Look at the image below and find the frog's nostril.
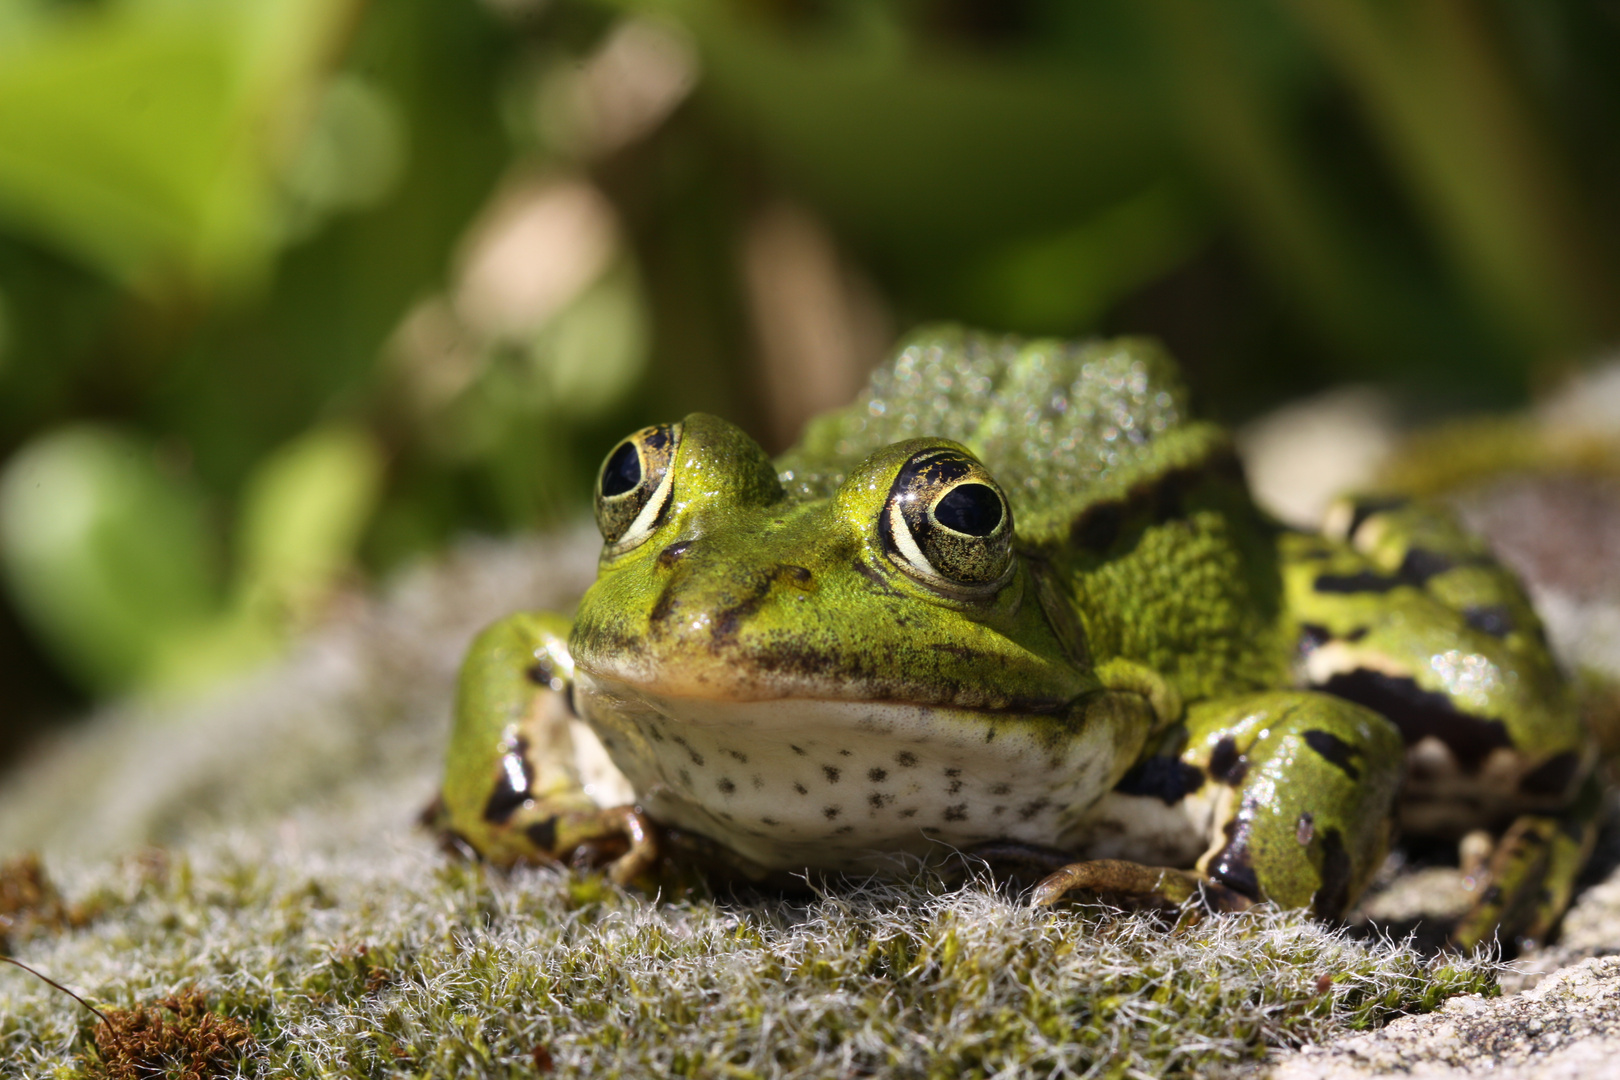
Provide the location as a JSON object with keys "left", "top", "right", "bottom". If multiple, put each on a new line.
{"left": 656, "top": 541, "right": 693, "bottom": 569}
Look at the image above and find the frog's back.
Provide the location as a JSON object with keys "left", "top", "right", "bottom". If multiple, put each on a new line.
{"left": 780, "top": 325, "right": 1288, "bottom": 700}
{"left": 778, "top": 325, "right": 1231, "bottom": 548}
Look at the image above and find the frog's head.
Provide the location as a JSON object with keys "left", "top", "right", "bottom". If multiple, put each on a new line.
{"left": 570, "top": 413, "right": 1097, "bottom": 713}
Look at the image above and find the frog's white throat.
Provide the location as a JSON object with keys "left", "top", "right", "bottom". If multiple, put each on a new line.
{"left": 571, "top": 669, "right": 1148, "bottom": 872}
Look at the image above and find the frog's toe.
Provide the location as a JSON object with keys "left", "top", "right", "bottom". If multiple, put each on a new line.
{"left": 1030, "top": 859, "right": 1252, "bottom": 913}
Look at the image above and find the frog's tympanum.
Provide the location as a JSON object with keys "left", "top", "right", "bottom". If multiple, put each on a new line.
{"left": 438, "top": 328, "right": 1598, "bottom": 948}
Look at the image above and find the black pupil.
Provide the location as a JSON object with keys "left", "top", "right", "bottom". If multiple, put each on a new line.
{"left": 601, "top": 441, "right": 642, "bottom": 497}
{"left": 934, "top": 483, "right": 1002, "bottom": 536}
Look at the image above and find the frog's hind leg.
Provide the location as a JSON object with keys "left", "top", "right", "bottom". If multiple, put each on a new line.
{"left": 1287, "top": 496, "right": 1597, "bottom": 947}
{"left": 437, "top": 612, "right": 659, "bottom": 886}
{"left": 1034, "top": 691, "right": 1405, "bottom": 919}
{"left": 1450, "top": 774, "right": 1602, "bottom": 950}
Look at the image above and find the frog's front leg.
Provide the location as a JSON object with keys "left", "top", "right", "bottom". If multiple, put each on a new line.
{"left": 436, "top": 612, "right": 657, "bottom": 885}
{"left": 1035, "top": 691, "right": 1404, "bottom": 918}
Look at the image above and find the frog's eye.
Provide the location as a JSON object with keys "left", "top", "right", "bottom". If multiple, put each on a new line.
{"left": 594, "top": 423, "right": 681, "bottom": 553}
{"left": 882, "top": 447, "right": 1014, "bottom": 590}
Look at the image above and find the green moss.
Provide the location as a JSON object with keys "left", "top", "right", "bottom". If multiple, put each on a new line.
{"left": 0, "top": 843, "right": 1498, "bottom": 1079}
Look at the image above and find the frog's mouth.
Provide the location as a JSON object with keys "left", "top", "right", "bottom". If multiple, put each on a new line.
{"left": 568, "top": 625, "right": 1080, "bottom": 716}
{"left": 569, "top": 668, "right": 1150, "bottom": 872}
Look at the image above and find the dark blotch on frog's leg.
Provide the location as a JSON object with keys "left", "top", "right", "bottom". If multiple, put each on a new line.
{"left": 1297, "top": 623, "right": 1332, "bottom": 653}
{"left": 482, "top": 737, "right": 532, "bottom": 824}
{"left": 1303, "top": 729, "right": 1361, "bottom": 781}
{"left": 823, "top": 806, "right": 841, "bottom": 820}
{"left": 1319, "top": 670, "right": 1512, "bottom": 771}
{"left": 944, "top": 804, "right": 968, "bottom": 822}
{"left": 790, "top": 744, "right": 807, "bottom": 756}
{"left": 990, "top": 782, "right": 1012, "bottom": 796}
{"left": 1520, "top": 752, "right": 1581, "bottom": 797}
{"left": 1208, "top": 811, "right": 1263, "bottom": 902}
{"left": 525, "top": 816, "right": 558, "bottom": 852}
{"left": 1398, "top": 547, "right": 1458, "bottom": 585}
{"left": 525, "top": 657, "right": 556, "bottom": 687}
{"left": 896, "top": 751, "right": 918, "bottom": 768}
{"left": 1208, "top": 737, "right": 1247, "bottom": 785}
{"left": 1114, "top": 757, "right": 1206, "bottom": 804}
{"left": 761, "top": 816, "right": 778, "bottom": 826}
{"left": 1312, "top": 828, "right": 1353, "bottom": 919}
{"left": 822, "top": 766, "right": 841, "bottom": 784}
{"left": 717, "top": 778, "right": 736, "bottom": 795}
{"left": 868, "top": 792, "right": 892, "bottom": 810}
{"left": 1314, "top": 570, "right": 1403, "bottom": 594}
{"left": 868, "top": 768, "right": 888, "bottom": 783}
{"left": 725, "top": 748, "right": 749, "bottom": 763}
{"left": 793, "top": 782, "right": 808, "bottom": 795}
{"left": 1464, "top": 604, "right": 1516, "bottom": 638}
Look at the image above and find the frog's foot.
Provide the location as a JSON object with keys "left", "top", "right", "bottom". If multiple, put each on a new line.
{"left": 1450, "top": 777, "right": 1601, "bottom": 951}
{"left": 548, "top": 804, "right": 661, "bottom": 887}
{"left": 1030, "top": 860, "right": 1252, "bottom": 914}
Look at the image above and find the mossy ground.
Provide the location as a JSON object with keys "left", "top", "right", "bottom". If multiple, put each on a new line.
{"left": 0, "top": 837, "right": 1497, "bottom": 1079}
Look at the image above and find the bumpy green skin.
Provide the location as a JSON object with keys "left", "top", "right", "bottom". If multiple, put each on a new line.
{"left": 439, "top": 326, "right": 1596, "bottom": 944}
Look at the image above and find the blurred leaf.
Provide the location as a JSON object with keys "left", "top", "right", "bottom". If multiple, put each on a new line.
{"left": 0, "top": 0, "right": 362, "bottom": 290}
{"left": 528, "top": 258, "right": 650, "bottom": 417}
{"left": 960, "top": 181, "right": 1210, "bottom": 332}
{"left": 0, "top": 425, "right": 221, "bottom": 693}
{"left": 235, "top": 423, "right": 384, "bottom": 628}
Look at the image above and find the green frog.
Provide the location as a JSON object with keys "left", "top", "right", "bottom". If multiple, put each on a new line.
{"left": 436, "top": 327, "right": 1598, "bottom": 948}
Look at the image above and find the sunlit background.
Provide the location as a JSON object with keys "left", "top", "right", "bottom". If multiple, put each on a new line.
{"left": 3, "top": 0, "right": 1619, "bottom": 756}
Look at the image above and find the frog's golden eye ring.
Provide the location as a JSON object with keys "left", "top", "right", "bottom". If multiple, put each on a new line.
{"left": 882, "top": 447, "right": 1014, "bottom": 591}
{"left": 594, "top": 423, "right": 680, "bottom": 553}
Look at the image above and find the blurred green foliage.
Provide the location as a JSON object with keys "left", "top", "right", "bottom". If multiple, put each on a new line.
{"left": 0, "top": 0, "right": 1618, "bottom": 722}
